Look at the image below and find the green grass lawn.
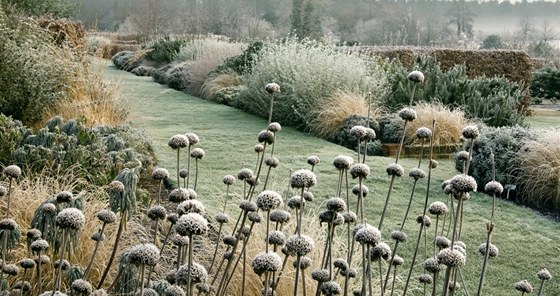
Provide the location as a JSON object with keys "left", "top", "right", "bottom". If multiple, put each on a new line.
{"left": 105, "top": 64, "right": 560, "bottom": 295}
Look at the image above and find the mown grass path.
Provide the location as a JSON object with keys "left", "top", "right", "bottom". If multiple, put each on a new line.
{"left": 105, "top": 63, "right": 560, "bottom": 295}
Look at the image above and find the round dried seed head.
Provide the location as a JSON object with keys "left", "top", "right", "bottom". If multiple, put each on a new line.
{"left": 175, "top": 213, "right": 208, "bottom": 236}
{"left": 399, "top": 107, "right": 417, "bottom": 121}
{"left": 55, "top": 208, "right": 85, "bottom": 230}
{"left": 239, "top": 200, "right": 258, "bottom": 212}
{"left": 222, "top": 235, "right": 236, "bottom": 246}
{"left": 91, "top": 232, "right": 105, "bottom": 242}
{"left": 168, "top": 188, "right": 189, "bottom": 203}
{"left": 128, "top": 243, "right": 160, "bottom": 266}
{"left": 391, "top": 256, "right": 404, "bottom": 266}
{"left": 251, "top": 251, "right": 282, "bottom": 275}
{"left": 478, "top": 243, "right": 499, "bottom": 258}
{"left": 294, "top": 256, "right": 312, "bottom": 270}
{"left": 147, "top": 206, "right": 167, "bottom": 220}
{"left": 41, "top": 203, "right": 57, "bottom": 214}
{"left": 287, "top": 196, "right": 303, "bottom": 209}
{"left": 0, "top": 218, "right": 18, "bottom": 231}
{"left": 409, "top": 168, "right": 426, "bottom": 180}
{"left": 56, "top": 191, "right": 73, "bottom": 204}
{"left": 39, "top": 291, "right": 66, "bottom": 296}
{"left": 350, "top": 125, "right": 368, "bottom": 140}
{"left": 151, "top": 168, "right": 170, "bottom": 180}
{"left": 443, "top": 184, "right": 454, "bottom": 195}
{"left": 407, "top": 70, "right": 425, "bottom": 83}
{"left": 428, "top": 202, "right": 448, "bottom": 216}
{"left": 190, "top": 148, "right": 205, "bottom": 160}
{"left": 164, "top": 285, "right": 186, "bottom": 296}
{"left": 290, "top": 169, "right": 317, "bottom": 188}
{"left": 302, "top": 191, "right": 314, "bottom": 202}
{"left": 268, "top": 122, "right": 282, "bottom": 133}
{"left": 178, "top": 262, "right": 208, "bottom": 284}
{"left": 418, "top": 274, "right": 433, "bottom": 285}
{"left": 177, "top": 200, "right": 205, "bottom": 215}
{"left": 448, "top": 282, "right": 461, "bottom": 292}
{"left": 326, "top": 197, "right": 347, "bottom": 212}
{"left": 270, "top": 210, "right": 291, "bottom": 223}
{"left": 256, "top": 190, "right": 283, "bottom": 211}
{"left": 248, "top": 212, "right": 262, "bottom": 223}
{"left": 71, "top": 279, "right": 93, "bottom": 295}
{"left": 223, "top": 175, "right": 235, "bottom": 185}
{"left": 307, "top": 155, "right": 320, "bottom": 166}
{"left": 462, "top": 125, "right": 480, "bottom": 140}
{"left": 3, "top": 165, "right": 21, "bottom": 179}
{"left": 3, "top": 264, "right": 19, "bottom": 276}
{"left": 430, "top": 159, "right": 438, "bottom": 168}
{"left": 371, "top": 242, "right": 392, "bottom": 261}
{"left": 35, "top": 255, "right": 50, "bottom": 265}
{"left": 341, "top": 268, "right": 357, "bottom": 278}
{"left": 254, "top": 144, "right": 264, "bottom": 153}
{"left": 416, "top": 127, "right": 432, "bottom": 139}
{"left": 416, "top": 215, "right": 432, "bottom": 227}
{"left": 435, "top": 236, "right": 451, "bottom": 249}
{"left": 364, "top": 128, "right": 376, "bottom": 141}
{"left": 391, "top": 230, "right": 407, "bottom": 243}
{"left": 265, "top": 156, "right": 279, "bottom": 168}
{"left": 265, "top": 82, "right": 280, "bottom": 94}
{"left": 333, "top": 258, "right": 349, "bottom": 271}
{"left": 333, "top": 155, "right": 354, "bottom": 171}
{"left": 423, "top": 257, "right": 441, "bottom": 274}
{"left": 537, "top": 268, "right": 552, "bottom": 281}
{"left": 320, "top": 281, "right": 341, "bottom": 296}
{"left": 179, "top": 169, "right": 189, "bottom": 179}
{"left": 26, "top": 229, "right": 41, "bottom": 240}
{"left": 108, "top": 180, "right": 125, "bottom": 193}
{"left": 53, "top": 259, "right": 70, "bottom": 271}
{"left": 514, "top": 280, "right": 533, "bottom": 293}
{"left": 319, "top": 211, "right": 344, "bottom": 226}
{"left": 18, "top": 258, "right": 36, "bottom": 269}
{"left": 485, "top": 181, "right": 504, "bottom": 196}
{"left": 386, "top": 163, "right": 404, "bottom": 177}
{"left": 186, "top": 188, "right": 197, "bottom": 199}
{"left": 437, "top": 248, "right": 466, "bottom": 268}
{"left": 96, "top": 210, "right": 117, "bottom": 224}
{"left": 311, "top": 269, "right": 330, "bottom": 283}
{"left": 240, "top": 225, "right": 251, "bottom": 237}
{"left": 13, "top": 280, "right": 31, "bottom": 292}
{"left": 30, "top": 239, "right": 49, "bottom": 253}
{"left": 185, "top": 133, "right": 199, "bottom": 146}
{"left": 454, "top": 241, "right": 467, "bottom": 250}
{"left": 195, "top": 283, "right": 211, "bottom": 294}
{"left": 0, "top": 186, "right": 6, "bottom": 197}
{"left": 350, "top": 163, "right": 370, "bottom": 179}
{"left": 267, "top": 230, "right": 286, "bottom": 246}
{"left": 258, "top": 130, "right": 275, "bottom": 144}
{"left": 355, "top": 224, "right": 381, "bottom": 245}
{"left": 168, "top": 135, "right": 189, "bottom": 149}
{"left": 246, "top": 176, "right": 260, "bottom": 187}
{"left": 450, "top": 174, "right": 477, "bottom": 193}
{"left": 456, "top": 151, "right": 470, "bottom": 162}
{"left": 167, "top": 213, "right": 179, "bottom": 225}
{"left": 215, "top": 212, "right": 229, "bottom": 224}
{"left": 285, "top": 235, "right": 315, "bottom": 256}
{"left": 351, "top": 184, "right": 369, "bottom": 197}
{"left": 237, "top": 168, "right": 254, "bottom": 181}
{"left": 343, "top": 211, "right": 357, "bottom": 224}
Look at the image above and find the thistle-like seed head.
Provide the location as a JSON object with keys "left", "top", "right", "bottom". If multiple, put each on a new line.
{"left": 215, "top": 212, "right": 229, "bottom": 224}
{"left": 55, "top": 208, "right": 85, "bottom": 230}
{"left": 96, "top": 209, "right": 117, "bottom": 224}
{"left": 258, "top": 130, "right": 275, "bottom": 144}
{"left": 423, "top": 257, "right": 441, "bottom": 273}
{"left": 237, "top": 168, "right": 254, "bottom": 181}
{"left": 307, "top": 155, "right": 320, "bottom": 166}
{"left": 311, "top": 269, "right": 330, "bottom": 282}
{"left": 428, "top": 202, "right": 448, "bottom": 216}
{"left": 386, "top": 163, "right": 404, "bottom": 177}
{"left": 270, "top": 210, "right": 291, "bottom": 223}
{"left": 418, "top": 274, "right": 433, "bottom": 284}
{"left": 332, "top": 155, "right": 354, "bottom": 171}
{"left": 514, "top": 280, "right": 533, "bottom": 293}
{"left": 128, "top": 243, "right": 160, "bottom": 266}
{"left": 350, "top": 163, "right": 370, "bottom": 179}
{"left": 267, "top": 230, "right": 286, "bottom": 246}
{"left": 71, "top": 279, "right": 93, "bottom": 295}
{"left": 320, "top": 281, "right": 341, "bottom": 296}
{"left": 175, "top": 213, "right": 208, "bottom": 236}
{"left": 176, "top": 262, "right": 208, "bottom": 284}
{"left": 478, "top": 243, "right": 499, "bottom": 258}
{"left": 0, "top": 218, "right": 18, "bottom": 231}
{"left": 415, "top": 127, "right": 432, "bottom": 139}
{"left": 168, "top": 135, "right": 189, "bottom": 150}
{"left": 437, "top": 247, "right": 466, "bottom": 268}
{"left": 355, "top": 224, "right": 381, "bottom": 245}
{"left": 3, "top": 165, "right": 21, "bottom": 179}
{"left": 290, "top": 169, "right": 317, "bottom": 188}
{"left": 265, "top": 82, "right": 280, "bottom": 94}
{"left": 190, "top": 148, "right": 205, "bottom": 160}
{"left": 485, "top": 181, "right": 504, "bottom": 196}
{"left": 55, "top": 191, "right": 73, "bottom": 204}
{"left": 399, "top": 107, "right": 417, "bottom": 121}
{"left": 407, "top": 70, "right": 425, "bottom": 83}
{"left": 537, "top": 268, "right": 552, "bottom": 281}
{"left": 256, "top": 190, "right": 283, "bottom": 211}
{"left": 326, "top": 197, "right": 347, "bottom": 212}
{"left": 391, "top": 230, "right": 407, "bottom": 243}
{"left": 223, "top": 175, "right": 235, "bottom": 185}
{"left": 268, "top": 122, "right": 282, "bottom": 133}
{"left": 185, "top": 133, "right": 199, "bottom": 146}
{"left": 462, "top": 125, "right": 480, "bottom": 140}
{"left": 450, "top": 174, "right": 477, "bottom": 193}
{"left": 350, "top": 125, "right": 368, "bottom": 140}
{"left": 147, "top": 206, "right": 167, "bottom": 220}
{"left": 351, "top": 184, "right": 369, "bottom": 197}
{"left": 151, "top": 168, "right": 170, "bottom": 180}
{"left": 251, "top": 251, "right": 282, "bottom": 276}
{"left": 285, "top": 235, "right": 315, "bottom": 256}
{"left": 371, "top": 242, "right": 392, "bottom": 261}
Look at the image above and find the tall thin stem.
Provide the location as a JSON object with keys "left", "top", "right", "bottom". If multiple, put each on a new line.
{"left": 54, "top": 230, "right": 68, "bottom": 292}
{"left": 98, "top": 212, "right": 127, "bottom": 289}
{"left": 84, "top": 223, "right": 107, "bottom": 279}
{"left": 186, "top": 234, "right": 194, "bottom": 296}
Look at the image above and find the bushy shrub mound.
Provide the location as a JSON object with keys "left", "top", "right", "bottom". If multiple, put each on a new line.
{"left": 201, "top": 73, "right": 244, "bottom": 101}
{"left": 378, "top": 113, "right": 404, "bottom": 144}
{"left": 144, "top": 35, "right": 186, "bottom": 64}
{"left": 384, "top": 56, "right": 526, "bottom": 127}
{"left": 215, "top": 40, "right": 265, "bottom": 74}
{"left": 530, "top": 67, "right": 560, "bottom": 103}
{"left": 236, "top": 38, "right": 388, "bottom": 130}
{"left": 329, "top": 114, "right": 381, "bottom": 155}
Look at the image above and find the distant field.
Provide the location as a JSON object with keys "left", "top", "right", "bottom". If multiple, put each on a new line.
{"left": 527, "top": 104, "right": 560, "bottom": 128}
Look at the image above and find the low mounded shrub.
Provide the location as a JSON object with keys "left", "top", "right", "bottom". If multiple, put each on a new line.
{"left": 214, "top": 85, "right": 245, "bottom": 105}
{"left": 530, "top": 67, "right": 560, "bottom": 103}
{"left": 236, "top": 37, "right": 388, "bottom": 130}
{"left": 329, "top": 114, "right": 382, "bottom": 155}
{"left": 152, "top": 64, "right": 172, "bottom": 85}
{"left": 215, "top": 40, "right": 264, "bottom": 74}
{"left": 131, "top": 66, "right": 155, "bottom": 76}
{"left": 144, "top": 35, "right": 186, "bottom": 64}
{"left": 200, "top": 72, "right": 244, "bottom": 101}
{"left": 111, "top": 51, "right": 134, "bottom": 69}
{"left": 378, "top": 113, "right": 404, "bottom": 144}
{"left": 165, "top": 63, "right": 190, "bottom": 91}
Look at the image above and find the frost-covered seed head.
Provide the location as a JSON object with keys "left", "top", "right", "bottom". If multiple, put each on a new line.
{"left": 222, "top": 235, "right": 236, "bottom": 246}
{"left": 265, "top": 157, "right": 279, "bottom": 168}
{"left": 265, "top": 82, "right": 280, "bottom": 94}
{"left": 320, "top": 281, "right": 341, "bottom": 295}
{"left": 456, "top": 151, "right": 470, "bottom": 162}
{"left": 0, "top": 218, "right": 17, "bottom": 231}
{"left": 223, "top": 175, "right": 235, "bottom": 185}
{"left": 416, "top": 215, "right": 432, "bottom": 227}
{"left": 258, "top": 130, "right": 275, "bottom": 144}
{"left": 240, "top": 225, "right": 251, "bottom": 237}
{"left": 448, "top": 282, "right": 461, "bottom": 292}
{"left": 351, "top": 184, "right": 369, "bottom": 197}
{"left": 270, "top": 210, "right": 291, "bottom": 223}
{"left": 311, "top": 269, "right": 330, "bottom": 282}
{"left": 478, "top": 243, "right": 499, "bottom": 258}
{"left": 333, "top": 156, "right": 354, "bottom": 171}
{"left": 55, "top": 208, "right": 85, "bottom": 230}
{"left": 38, "top": 291, "right": 66, "bottom": 296}
{"left": 268, "top": 122, "right": 282, "bottom": 132}
{"left": 35, "top": 255, "right": 50, "bottom": 265}
{"left": 19, "top": 259, "right": 35, "bottom": 269}
{"left": 175, "top": 213, "right": 208, "bottom": 236}
{"left": 171, "top": 234, "right": 190, "bottom": 246}
{"left": 14, "top": 280, "right": 31, "bottom": 292}
{"left": 343, "top": 211, "right": 357, "bottom": 224}
{"left": 462, "top": 125, "right": 480, "bottom": 140}
{"left": 454, "top": 241, "right": 466, "bottom": 250}
{"left": 3, "top": 264, "right": 19, "bottom": 275}
{"left": 251, "top": 251, "right": 282, "bottom": 275}
{"left": 391, "top": 256, "right": 404, "bottom": 266}
{"left": 418, "top": 274, "right": 433, "bottom": 285}
{"left": 399, "top": 108, "right": 417, "bottom": 121}
{"left": 391, "top": 230, "right": 407, "bottom": 243}
{"left": 443, "top": 184, "right": 454, "bottom": 195}
{"left": 54, "top": 259, "right": 70, "bottom": 271}
{"left": 246, "top": 176, "right": 260, "bottom": 186}
{"left": 319, "top": 211, "right": 344, "bottom": 226}
{"left": 71, "top": 279, "right": 93, "bottom": 295}
{"left": 285, "top": 235, "right": 315, "bottom": 256}
{"left": 350, "top": 163, "right": 370, "bottom": 179}
{"left": 407, "top": 70, "right": 425, "bottom": 83}
{"left": 128, "top": 243, "right": 160, "bottom": 266}
{"left": 190, "top": 148, "right": 205, "bottom": 159}
{"left": 177, "top": 200, "right": 205, "bottom": 215}
{"left": 30, "top": 240, "right": 49, "bottom": 252}
{"left": 450, "top": 174, "right": 477, "bottom": 193}
{"left": 167, "top": 213, "right": 179, "bottom": 225}
{"left": 341, "top": 268, "right": 357, "bottom": 278}
{"left": 179, "top": 169, "right": 189, "bottom": 178}
{"left": 303, "top": 191, "right": 314, "bottom": 202}
{"left": 350, "top": 125, "right": 368, "bottom": 140}
{"left": 185, "top": 133, "right": 199, "bottom": 146}
{"left": 176, "top": 262, "right": 207, "bottom": 284}
{"left": 164, "top": 285, "right": 185, "bottom": 296}
{"left": 287, "top": 196, "right": 303, "bottom": 209}
{"left": 430, "top": 159, "right": 438, "bottom": 168}
{"left": 437, "top": 248, "right": 466, "bottom": 267}
{"left": 423, "top": 257, "right": 441, "bottom": 273}
{"left": 3, "top": 165, "right": 21, "bottom": 179}
{"left": 254, "top": 144, "right": 264, "bottom": 153}
{"left": 26, "top": 229, "right": 41, "bottom": 240}
{"left": 409, "top": 168, "right": 426, "bottom": 180}
{"left": 91, "top": 232, "right": 105, "bottom": 242}
{"left": 294, "top": 256, "right": 312, "bottom": 269}
{"left": 239, "top": 200, "right": 258, "bottom": 212}
{"left": 56, "top": 191, "right": 73, "bottom": 204}
{"left": 307, "top": 156, "right": 320, "bottom": 166}
{"left": 168, "top": 188, "right": 189, "bottom": 203}
{"left": 371, "top": 242, "right": 392, "bottom": 261}
{"left": 386, "top": 163, "right": 404, "bottom": 177}
{"left": 514, "top": 280, "right": 533, "bottom": 293}
{"left": 435, "top": 236, "right": 451, "bottom": 249}
{"left": 0, "top": 186, "right": 6, "bottom": 197}
{"left": 151, "top": 168, "right": 170, "bottom": 180}
{"left": 237, "top": 168, "right": 254, "bottom": 181}
{"left": 248, "top": 212, "right": 262, "bottom": 223}
{"left": 290, "top": 169, "right": 317, "bottom": 188}
{"left": 96, "top": 210, "right": 117, "bottom": 224}
{"left": 147, "top": 206, "right": 166, "bottom": 220}
{"left": 326, "top": 197, "right": 346, "bottom": 212}
{"left": 267, "top": 230, "right": 286, "bottom": 246}
{"left": 333, "top": 258, "right": 348, "bottom": 271}
{"left": 41, "top": 203, "right": 57, "bottom": 213}
{"left": 215, "top": 213, "right": 229, "bottom": 224}
{"left": 364, "top": 128, "right": 376, "bottom": 141}
{"left": 428, "top": 202, "right": 448, "bottom": 216}
{"left": 416, "top": 127, "right": 432, "bottom": 139}
{"left": 537, "top": 268, "right": 552, "bottom": 281}
{"left": 256, "top": 190, "right": 283, "bottom": 211}
{"left": 109, "top": 181, "right": 125, "bottom": 193}
{"left": 355, "top": 224, "right": 381, "bottom": 245}
{"left": 485, "top": 181, "right": 504, "bottom": 196}
{"left": 168, "top": 135, "right": 189, "bottom": 149}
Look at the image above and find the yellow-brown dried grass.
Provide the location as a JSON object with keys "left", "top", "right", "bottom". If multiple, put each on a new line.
{"left": 310, "top": 91, "right": 383, "bottom": 138}
{"left": 404, "top": 102, "right": 468, "bottom": 146}
{"left": 200, "top": 72, "right": 243, "bottom": 101}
